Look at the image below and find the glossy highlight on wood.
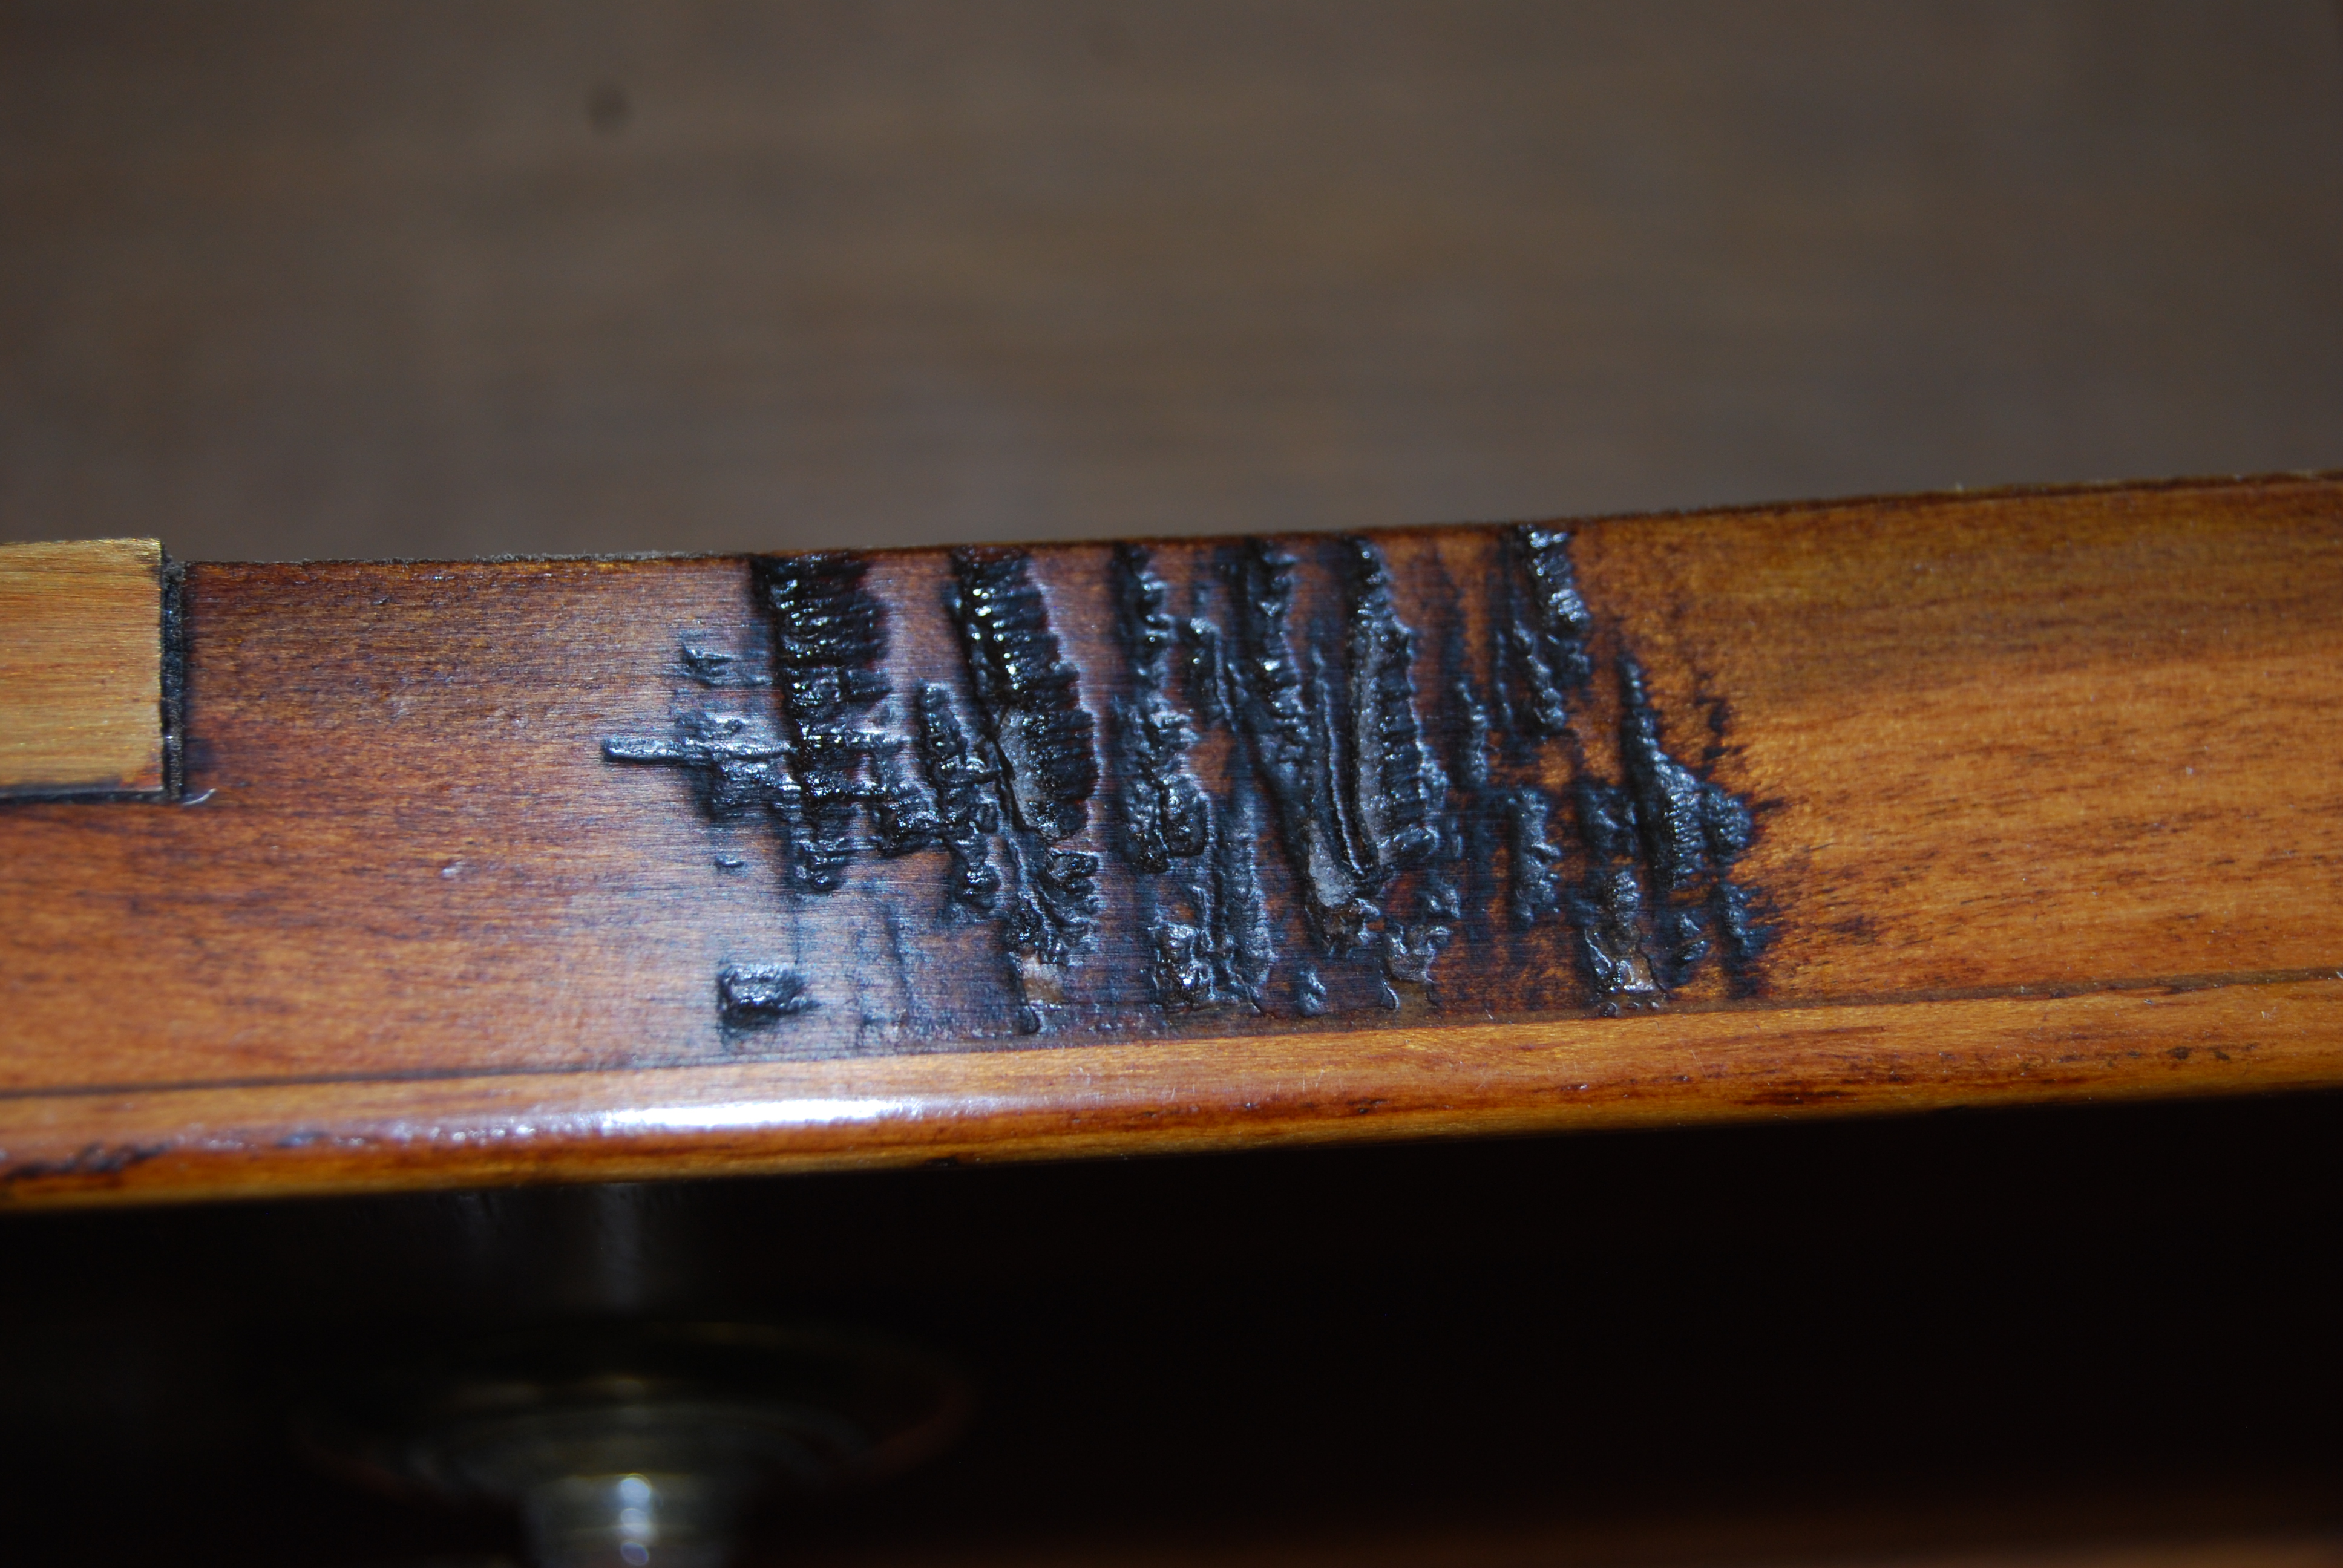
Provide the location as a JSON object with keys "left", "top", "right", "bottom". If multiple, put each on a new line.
{"left": 2, "top": 475, "right": 2341, "bottom": 1205}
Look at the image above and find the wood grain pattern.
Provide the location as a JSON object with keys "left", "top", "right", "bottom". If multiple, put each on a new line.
{"left": 2, "top": 476, "right": 2339, "bottom": 1205}
{"left": 0, "top": 537, "right": 165, "bottom": 797}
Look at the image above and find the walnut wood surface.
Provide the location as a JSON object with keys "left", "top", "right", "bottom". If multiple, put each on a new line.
{"left": 0, "top": 538, "right": 165, "bottom": 797}
{"left": 2, "top": 476, "right": 2339, "bottom": 1205}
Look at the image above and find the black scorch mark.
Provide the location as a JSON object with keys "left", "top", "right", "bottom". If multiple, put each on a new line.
{"left": 1341, "top": 539, "right": 1453, "bottom": 996}
{"left": 1504, "top": 785, "right": 1566, "bottom": 930}
{"left": 608, "top": 554, "right": 937, "bottom": 893}
{"left": 1000, "top": 834, "right": 1101, "bottom": 1028}
{"left": 604, "top": 709, "right": 790, "bottom": 819}
{"left": 1111, "top": 545, "right": 1277, "bottom": 1014}
{"left": 1565, "top": 780, "right": 1662, "bottom": 1010}
{"left": 949, "top": 549, "right": 1103, "bottom": 1030}
{"left": 1499, "top": 524, "right": 1596, "bottom": 738}
{"left": 759, "top": 554, "right": 934, "bottom": 889}
{"left": 911, "top": 682, "right": 1003, "bottom": 914}
{"left": 1341, "top": 538, "right": 1445, "bottom": 881}
{"left": 1487, "top": 524, "right": 1764, "bottom": 1011}
{"left": 1113, "top": 546, "right": 1216, "bottom": 1011}
{"left": 608, "top": 550, "right": 946, "bottom": 1034}
{"left": 1220, "top": 538, "right": 1453, "bottom": 990}
{"left": 605, "top": 524, "right": 1775, "bottom": 1040}
{"left": 677, "top": 639, "right": 769, "bottom": 688}
{"left": 1616, "top": 655, "right": 1764, "bottom": 990}
{"left": 1112, "top": 545, "right": 1210, "bottom": 876}
{"left": 1227, "top": 541, "right": 1378, "bottom": 953}
{"left": 949, "top": 549, "right": 1099, "bottom": 843}
{"left": 1210, "top": 775, "right": 1276, "bottom": 1008}
{"left": 1181, "top": 611, "right": 1230, "bottom": 728}
{"left": 1417, "top": 660, "right": 1490, "bottom": 941}
{"left": 1381, "top": 921, "right": 1449, "bottom": 999}
{"left": 719, "top": 961, "right": 817, "bottom": 1030}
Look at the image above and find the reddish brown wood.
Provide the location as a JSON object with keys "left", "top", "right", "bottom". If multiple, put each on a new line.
{"left": 3, "top": 475, "right": 2341, "bottom": 1205}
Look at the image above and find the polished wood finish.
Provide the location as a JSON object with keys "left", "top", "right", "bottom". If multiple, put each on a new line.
{"left": 3, "top": 475, "right": 2340, "bottom": 1205}
{"left": 0, "top": 538, "right": 165, "bottom": 797}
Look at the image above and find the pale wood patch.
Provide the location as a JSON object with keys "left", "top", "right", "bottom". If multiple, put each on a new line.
{"left": 0, "top": 538, "right": 165, "bottom": 795}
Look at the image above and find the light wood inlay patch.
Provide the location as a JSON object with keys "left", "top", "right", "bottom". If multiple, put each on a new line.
{"left": 0, "top": 538, "right": 166, "bottom": 797}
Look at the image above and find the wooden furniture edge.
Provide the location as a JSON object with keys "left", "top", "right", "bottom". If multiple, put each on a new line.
{"left": 8, "top": 475, "right": 2343, "bottom": 1206}
{"left": 4, "top": 973, "right": 2336, "bottom": 1207}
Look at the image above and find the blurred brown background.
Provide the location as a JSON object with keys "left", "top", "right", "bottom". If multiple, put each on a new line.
{"left": 4, "top": 0, "right": 2341, "bottom": 561}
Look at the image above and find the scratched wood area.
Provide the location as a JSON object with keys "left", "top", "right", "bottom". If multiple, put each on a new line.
{"left": 2, "top": 475, "right": 2340, "bottom": 1204}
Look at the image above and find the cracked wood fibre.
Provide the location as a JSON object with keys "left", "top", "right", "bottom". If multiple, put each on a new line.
{"left": 2, "top": 476, "right": 2341, "bottom": 1204}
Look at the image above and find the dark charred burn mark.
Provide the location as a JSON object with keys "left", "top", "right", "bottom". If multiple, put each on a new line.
{"left": 946, "top": 550, "right": 1103, "bottom": 1028}
{"left": 1145, "top": 920, "right": 1217, "bottom": 1012}
{"left": 1447, "top": 673, "right": 1494, "bottom": 797}
{"left": 1116, "top": 543, "right": 1179, "bottom": 689}
{"left": 1124, "top": 714, "right": 1209, "bottom": 861}
{"left": 718, "top": 962, "right": 816, "bottom": 1028}
{"left": 1696, "top": 674, "right": 1737, "bottom": 769}
{"left": 949, "top": 549, "right": 1098, "bottom": 843}
{"left": 605, "top": 709, "right": 790, "bottom": 818}
{"left": 1567, "top": 782, "right": 1663, "bottom": 1013}
{"left": 1504, "top": 786, "right": 1565, "bottom": 929}
{"left": 1341, "top": 538, "right": 1444, "bottom": 881}
{"left": 911, "top": 682, "right": 1003, "bottom": 914}
{"left": 1009, "top": 835, "right": 1100, "bottom": 985}
{"left": 1166, "top": 566, "right": 1276, "bottom": 1011}
{"left": 678, "top": 640, "right": 768, "bottom": 687}
{"left": 1227, "top": 541, "right": 1377, "bottom": 953}
{"left": 1296, "top": 965, "right": 1329, "bottom": 1017}
{"left": 1418, "top": 664, "right": 1493, "bottom": 938}
{"left": 610, "top": 554, "right": 934, "bottom": 897}
{"left": 605, "top": 525, "right": 1777, "bottom": 1042}
{"left": 1383, "top": 922, "right": 1449, "bottom": 988}
{"left": 1029, "top": 848, "right": 1103, "bottom": 949}
{"left": 1711, "top": 878, "right": 1771, "bottom": 991}
{"left": 1499, "top": 525, "right": 1594, "bottom": 739}
{"left": 1182, "top": 613, "right": 1230, "bottom": 728}
{"left": 759, "top": 554, "right": 902, "bottom": 891}
{"left": 1619, "top": 655, "right": 1752, "bottom": 892}
{"left": 1112, "top": 546, "right": 1211, "bottom": 875}
{"left": 1210, "top": 779, "right": 1276, "bottom": 1008}
{"left": 1616, "top": 655, "right": 1763, "bottom": 991}
{"left": 1004, "top": 844, "right": 1101, "bottom": 1034}
{"left": 761, "top": 554, "right": 889, "bottom": 710}
{"left": 781, "top": 722, "right": 906, "bottom": 891}
{"left": 1112, "top": 546, "right": 1237, "bottom": 1014}
{"left": 0, "top": 1141, "right": 168, "bottom": 1186}
{"left": 1487, "top": 526, "right": 1765, "bottom": 1009}
{"left": 869, "top": 730, "right": 945, "bottom": 859}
